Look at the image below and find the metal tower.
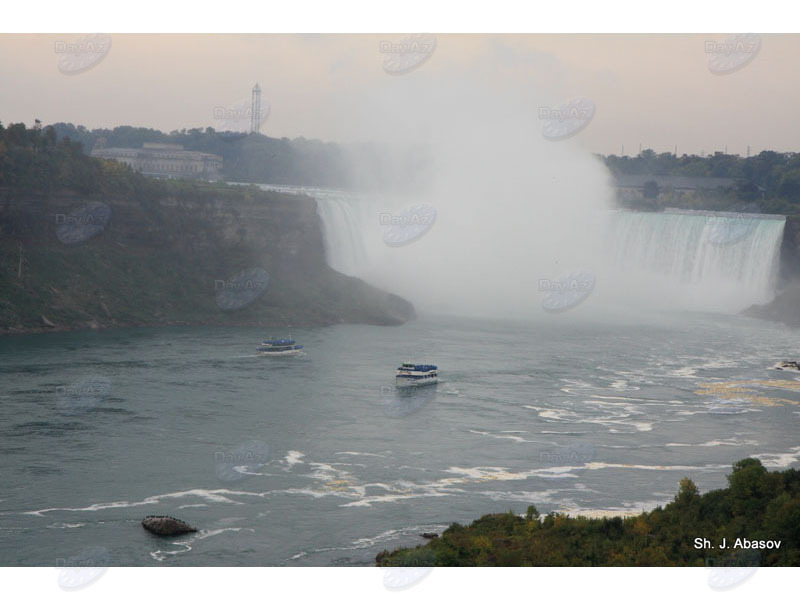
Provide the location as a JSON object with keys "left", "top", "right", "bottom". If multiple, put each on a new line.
{"left": 250, "top": 83, "right": 262, "bottom": 134}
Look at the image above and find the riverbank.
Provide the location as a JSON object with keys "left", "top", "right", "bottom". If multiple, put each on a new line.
{"left": 375, "top": 458, "right": 800, "bottom": 567}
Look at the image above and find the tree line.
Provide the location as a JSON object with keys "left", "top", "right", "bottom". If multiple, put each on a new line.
{"left": 48, "top": 122, "right": 427, "bottom": 192}
{"left": 603, "top": 149, "right": 800, "bottom": 214}
{"left": 376, "top": 458, "right": 800, "bottom": 566}
{"left": 4, "top": 121, "right": 800, "bottom": 213}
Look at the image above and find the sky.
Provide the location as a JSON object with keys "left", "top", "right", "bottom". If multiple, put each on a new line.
{"left": 0, "top": 33, "right": 798, "bottom": 157}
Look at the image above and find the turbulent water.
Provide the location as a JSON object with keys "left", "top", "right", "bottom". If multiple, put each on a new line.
{"left": 1, "top": 314, "right": 799, "bottom": 567}
{"left": 1, "top": 186, "right": 797, "bottom": 568}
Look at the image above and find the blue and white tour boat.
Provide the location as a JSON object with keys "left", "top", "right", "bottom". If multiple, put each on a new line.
{"left": 395, "top": 363, "right": 438, "bottom": 387}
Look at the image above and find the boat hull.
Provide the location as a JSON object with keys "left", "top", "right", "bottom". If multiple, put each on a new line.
{"left": 257, "top": 348, "right": 304, "bottom": 357}
{"left": 395, "top": 376, "right": 438, "bottom": 388}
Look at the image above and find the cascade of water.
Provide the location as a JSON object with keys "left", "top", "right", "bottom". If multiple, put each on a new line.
{"left": 257, "top": 184, "right": 786, "bottom": 316}
{"left": 601, "top": 210, "right": 785, "bottom": 312}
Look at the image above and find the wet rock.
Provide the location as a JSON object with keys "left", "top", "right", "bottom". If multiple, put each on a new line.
{"left": 141, "top": 515, "right": 197, "bottom": 536}
{"left": 420, "top": 532, "right": 439, "bottom": 539}
{"left": 745, "top": 284, "right": 800, "bottom": 327}
{"left": 775, "top": 360, "right": 800, "bottom": 371}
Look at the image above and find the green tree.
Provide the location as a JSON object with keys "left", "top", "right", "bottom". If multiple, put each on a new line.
{"left": 643, "top": 180, "right": 659, "bottom": 199}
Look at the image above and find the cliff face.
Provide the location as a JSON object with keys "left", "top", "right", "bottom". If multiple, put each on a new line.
{"left": 0, "top": 186, "right": 414, "bottom": 334}
{"left": 744, "top": 283, "right": 800, "bottom": 327}
{"left": 744, "top": 214, "right": 800, "bottom": 326}
{"left": 779, "top": 215, "right": 800, "bottom": 282}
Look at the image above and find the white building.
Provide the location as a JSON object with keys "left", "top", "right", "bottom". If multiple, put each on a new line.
{"left": 91, "top": 143, "right": 223, "bottom": 181}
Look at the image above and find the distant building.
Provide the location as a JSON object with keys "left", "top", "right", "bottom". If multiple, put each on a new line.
{"left": 91, "top": 143, "right": 223, "bottom": 181}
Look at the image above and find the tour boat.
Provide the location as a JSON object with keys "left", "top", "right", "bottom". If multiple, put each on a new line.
{"left": 396, "top": 363, "right": 438, "bottom": 387}
{"left": 257, "top": 338, "right": 304, "bottom": 356}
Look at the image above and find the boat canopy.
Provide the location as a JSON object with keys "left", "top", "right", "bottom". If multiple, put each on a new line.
{"left": 398, "top": 364, "right": 438, "bottom": 371}
{"left": 262, "top": 338, "right": 296, "bottom": 345}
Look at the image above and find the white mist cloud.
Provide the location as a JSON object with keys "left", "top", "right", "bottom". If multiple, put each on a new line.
{"left": 329, "top": 59, "right": 614, "bottom": 318}
{"left": 320, "top": 46, "right": 785, "bottom": 319}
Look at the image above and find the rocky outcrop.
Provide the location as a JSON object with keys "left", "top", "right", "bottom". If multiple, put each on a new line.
{"left": 744, "top": 284, "right": 800, "bottom": 327}
{"left": 141, "top": 515, "right": 197, "bottom": 536}
{"left": 779, "top": 215, "right": 800, "bottom": 283}
{"left": 773, "top": 360, "right": 800, "bottom": 371}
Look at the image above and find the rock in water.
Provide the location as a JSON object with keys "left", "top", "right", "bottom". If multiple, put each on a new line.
{"left": 775, "top": 361, "right": 800, "bottom": 371}
{"left": 141, "top": 515, "right": 197, "bottom": 536}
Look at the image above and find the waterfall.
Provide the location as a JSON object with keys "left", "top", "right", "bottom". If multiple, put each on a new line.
{"left": 253, "top": 184, "right": 786, "bottom": 316}
{"left": 309, "top": 193, "right": 786, "bottom": 314}
{"left": 602, "top": 209, "right": 785, "bottom": 312}
{"left": 250, "top": 183, "right": 374, "bottom": 277}
{"left": 311, "top": 191, "right": 373, "bottom": 277}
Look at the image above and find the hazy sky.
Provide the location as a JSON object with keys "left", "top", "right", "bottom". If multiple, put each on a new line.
{"left": 1, "top": 33, "right": 798, "bottom": 156}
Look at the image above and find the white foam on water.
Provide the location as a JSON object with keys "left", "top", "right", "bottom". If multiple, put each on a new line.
{"left": 665, "top": 438, "right": 759, "bottom": 448}
{"left": 751, "top": 446, "right": 800, "bottom": 468}
{"left": 342, "top": 491, "right": 452, "bottom": 508}
{"left": 149, "top": 527, "right": 254, "bottom": 562}
{"left": 468, "top": 429, "right": 541, "bottom": 443}
{"left": 289, "top": 522, "right": 448, "bottom": 562}
{"left": 476, "top": 489, "right": 558, "bottom": 504}
{"left": 524, "top": 403, "right": 653, "bottom": 433}
{"left": 284, "top": 450, "right": 305, "bottom": 468}
{"left": 670, "top": 366, "right": 698, "bottom": 378}
{"left": 23, "top": 488, "right": 264, "bottom": 517}
{"left": 610, "top": 379, "right": 638, "bottom": 390}
{"left": 334, "top": 451, "right": 387, "bottom": 457}
{"left": 587, "top": 394, "right": 653, "bottom": 403}
{"left": 581, "top": 462, "right": 728, "bottom": 473}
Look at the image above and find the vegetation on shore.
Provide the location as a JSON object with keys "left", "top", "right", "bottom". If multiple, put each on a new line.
{"left": 48, "top": 122, "right": 427, "bottom": 192}
{"left": 43, "top": 122, "right": 800, "bottom": 213}
{"left": 376, "top": 458, "right": 800, "bottom": 566}
{"left": 0, "top": 122, "right": 414, "bottom": 334}
{"left": 603, "top": 149, "right": 800, "bottom": 214}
